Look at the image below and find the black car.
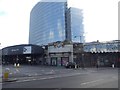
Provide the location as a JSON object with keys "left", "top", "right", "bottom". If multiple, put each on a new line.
{"left": 65, "top": 62, "right": 78, "bottom": 68}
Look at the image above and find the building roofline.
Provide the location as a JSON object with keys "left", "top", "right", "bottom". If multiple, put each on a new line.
{"left": 40, "top": 0, "right": 67, "bottom": 2}
{"left": 2, "top": 44, "right": 42, "bottom": 50}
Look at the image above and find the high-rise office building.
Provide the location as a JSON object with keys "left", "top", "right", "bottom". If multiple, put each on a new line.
{"left": 67, "top": 7, "right": 84, "bottom": 43}
{"left": 29, "top": 0, "right": 84, "bottom": 45}
{"left": 29, "top": 0, "right": 67, "bottom": 45}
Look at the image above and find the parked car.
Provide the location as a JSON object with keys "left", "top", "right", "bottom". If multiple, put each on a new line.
{"left": 65, "top": 62, "right": 78, "bottom": 68}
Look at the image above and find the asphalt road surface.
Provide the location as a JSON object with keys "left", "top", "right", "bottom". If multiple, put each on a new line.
{"left": 2, "top": 66, "right": 118, "bottom": 88}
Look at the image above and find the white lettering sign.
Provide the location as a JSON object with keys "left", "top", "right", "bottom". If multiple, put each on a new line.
{"left": 23, "top": 46, "right": 31, "bottom": 54}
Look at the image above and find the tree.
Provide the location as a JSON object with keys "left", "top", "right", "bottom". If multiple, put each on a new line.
{"left": 63, "top": 40, "right": 72, "bottom": 45}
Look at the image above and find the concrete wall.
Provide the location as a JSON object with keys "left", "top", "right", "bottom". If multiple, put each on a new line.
{"left": 48, "top": 45, "right": 73, "bottom": 53}
{"left": 47, "top": 44, "right": 73, "bottom": 66}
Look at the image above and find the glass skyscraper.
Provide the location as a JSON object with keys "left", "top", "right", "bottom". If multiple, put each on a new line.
{"left": 29, "top": 0, "right": 84, "bottom": 45}
{"left": 67, "top": 7, "right": 84, "bottom": 43}
{"left": 29, "top": 0, "right": 67, "bottom": 45}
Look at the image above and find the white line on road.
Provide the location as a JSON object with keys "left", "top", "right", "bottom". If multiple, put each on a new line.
{"left": 12, "top": 79, "right": 31, "bottom": 83}
{"left": 80, "top": 79, "right": 104, "bottom": 85}
{"left": 112, "top": 76, "right": 118, "bottom": 79}
{"left": 22, "top": 79, "right": 31, "bottom": 82}
{"left": 32, "top": 79, "right": 37, "bottom": 81}
{"left": 46, "top": 76, "right": 55, "bottom": 79}
{"left": 39, "top": 77, "right": 47, "bottom": 80}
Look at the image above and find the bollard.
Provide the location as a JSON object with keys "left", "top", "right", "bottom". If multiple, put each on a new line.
{"left": 75, "top": 65, "right": 77, "bottom": 69}
{"left": 112, "top": 64, "right": 114, "bottom": 68}
{"left": 3, "top": 68, "right": 10, "bottom": 80}
{"left": 3, "top": 68, "right": 18, "bottom": 82}
{"left": 17, "top": 63, "right": 20, "bottom": 68}
{"left": 14, "top": 63, "right": 16, "bottom": 67}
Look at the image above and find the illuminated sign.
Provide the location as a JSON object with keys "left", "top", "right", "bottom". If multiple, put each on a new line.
{"left": 23, "top": 46, "right": 31, "bottom": 54}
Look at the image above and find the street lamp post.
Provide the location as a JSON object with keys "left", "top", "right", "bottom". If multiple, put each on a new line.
{"left": 74, "top": 36, "right": 85, "bottom": 68}
{"left": 82, "top": 53, "right": 85, "bottom": 69}
{"left": 74, "top": 36, "right": 82, "bottom": 43}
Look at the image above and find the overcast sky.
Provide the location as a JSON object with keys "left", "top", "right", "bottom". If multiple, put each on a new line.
{"left": 0, "top": 0, "right": 119, "bottom": 49}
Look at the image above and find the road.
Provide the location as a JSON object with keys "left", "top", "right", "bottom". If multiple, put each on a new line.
{"left": 2, "top": 66, "right": 118, "bottom": 88}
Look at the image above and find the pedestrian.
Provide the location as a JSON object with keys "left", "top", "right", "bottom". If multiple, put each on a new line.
{"left": 112, "top": 63, "right": 114, "bottom": 68}
{"left": 96, "top": 62, "right": 98, "bottom": 69}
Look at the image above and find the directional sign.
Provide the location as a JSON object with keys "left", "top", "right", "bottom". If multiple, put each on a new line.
{"left": 23, "top": 46, "right": 31, "bottom": 54}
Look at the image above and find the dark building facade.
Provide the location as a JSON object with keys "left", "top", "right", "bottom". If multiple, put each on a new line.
{"left": 2, "top": 44, "right": 44, "bottom": 65}
{"left": 82, "top": 40, "right": 120, "bottom": 67}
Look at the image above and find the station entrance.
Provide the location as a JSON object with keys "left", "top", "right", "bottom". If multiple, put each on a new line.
{"left": 2, "top": 54, "right": 44, "bottom": 65}
{"left": 2, "top": 44, "right": 45, "bottom": 65}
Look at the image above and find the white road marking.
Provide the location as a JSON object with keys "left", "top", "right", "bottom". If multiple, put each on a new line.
{"left": 34, "top": 73, "right": 38, "bottom": 75}
{"left": 89, "top": 71, "right": 97, "bottom": 73}
{"left": 80, "top": 79, "right": 104, "bottom": 85}
{"left": 16, "top": 80, "right": 25, "bottom": 83}
{"left": 32, "top": 79, "right": 36, "bottom": 81}
{"left": 40, "top": 77, "right": 47, "bottom": 80}
{"left": 28, "top": 74, "right": 32, "bottom": 76}
{"left": 22, "top": 79, "right": 31, "bottom": 82}
{"left": 9, "top": 73, "right": 12, "bottom": 75}
{"left": 112, "top": 76, "right": 118, "bottom": 79}
{"left": 46, "top": 77, "right": 54, "bottom": 79}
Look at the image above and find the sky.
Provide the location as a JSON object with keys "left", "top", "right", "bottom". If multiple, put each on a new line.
{"left": 0, "top": 0, "right": 119, "bottom": 49}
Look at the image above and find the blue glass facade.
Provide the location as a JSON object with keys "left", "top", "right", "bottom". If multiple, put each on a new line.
{"left": 29, "top": 1, "right": 84, "bottom": 45}
{"left": 29, "top": 1, "right": 67, "bottom": 45}
{"left": 67, "top": 7, "right": 84, "bottom": 43}
{"left": 84, "top": 40, "right": 120, "bottom": 53}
